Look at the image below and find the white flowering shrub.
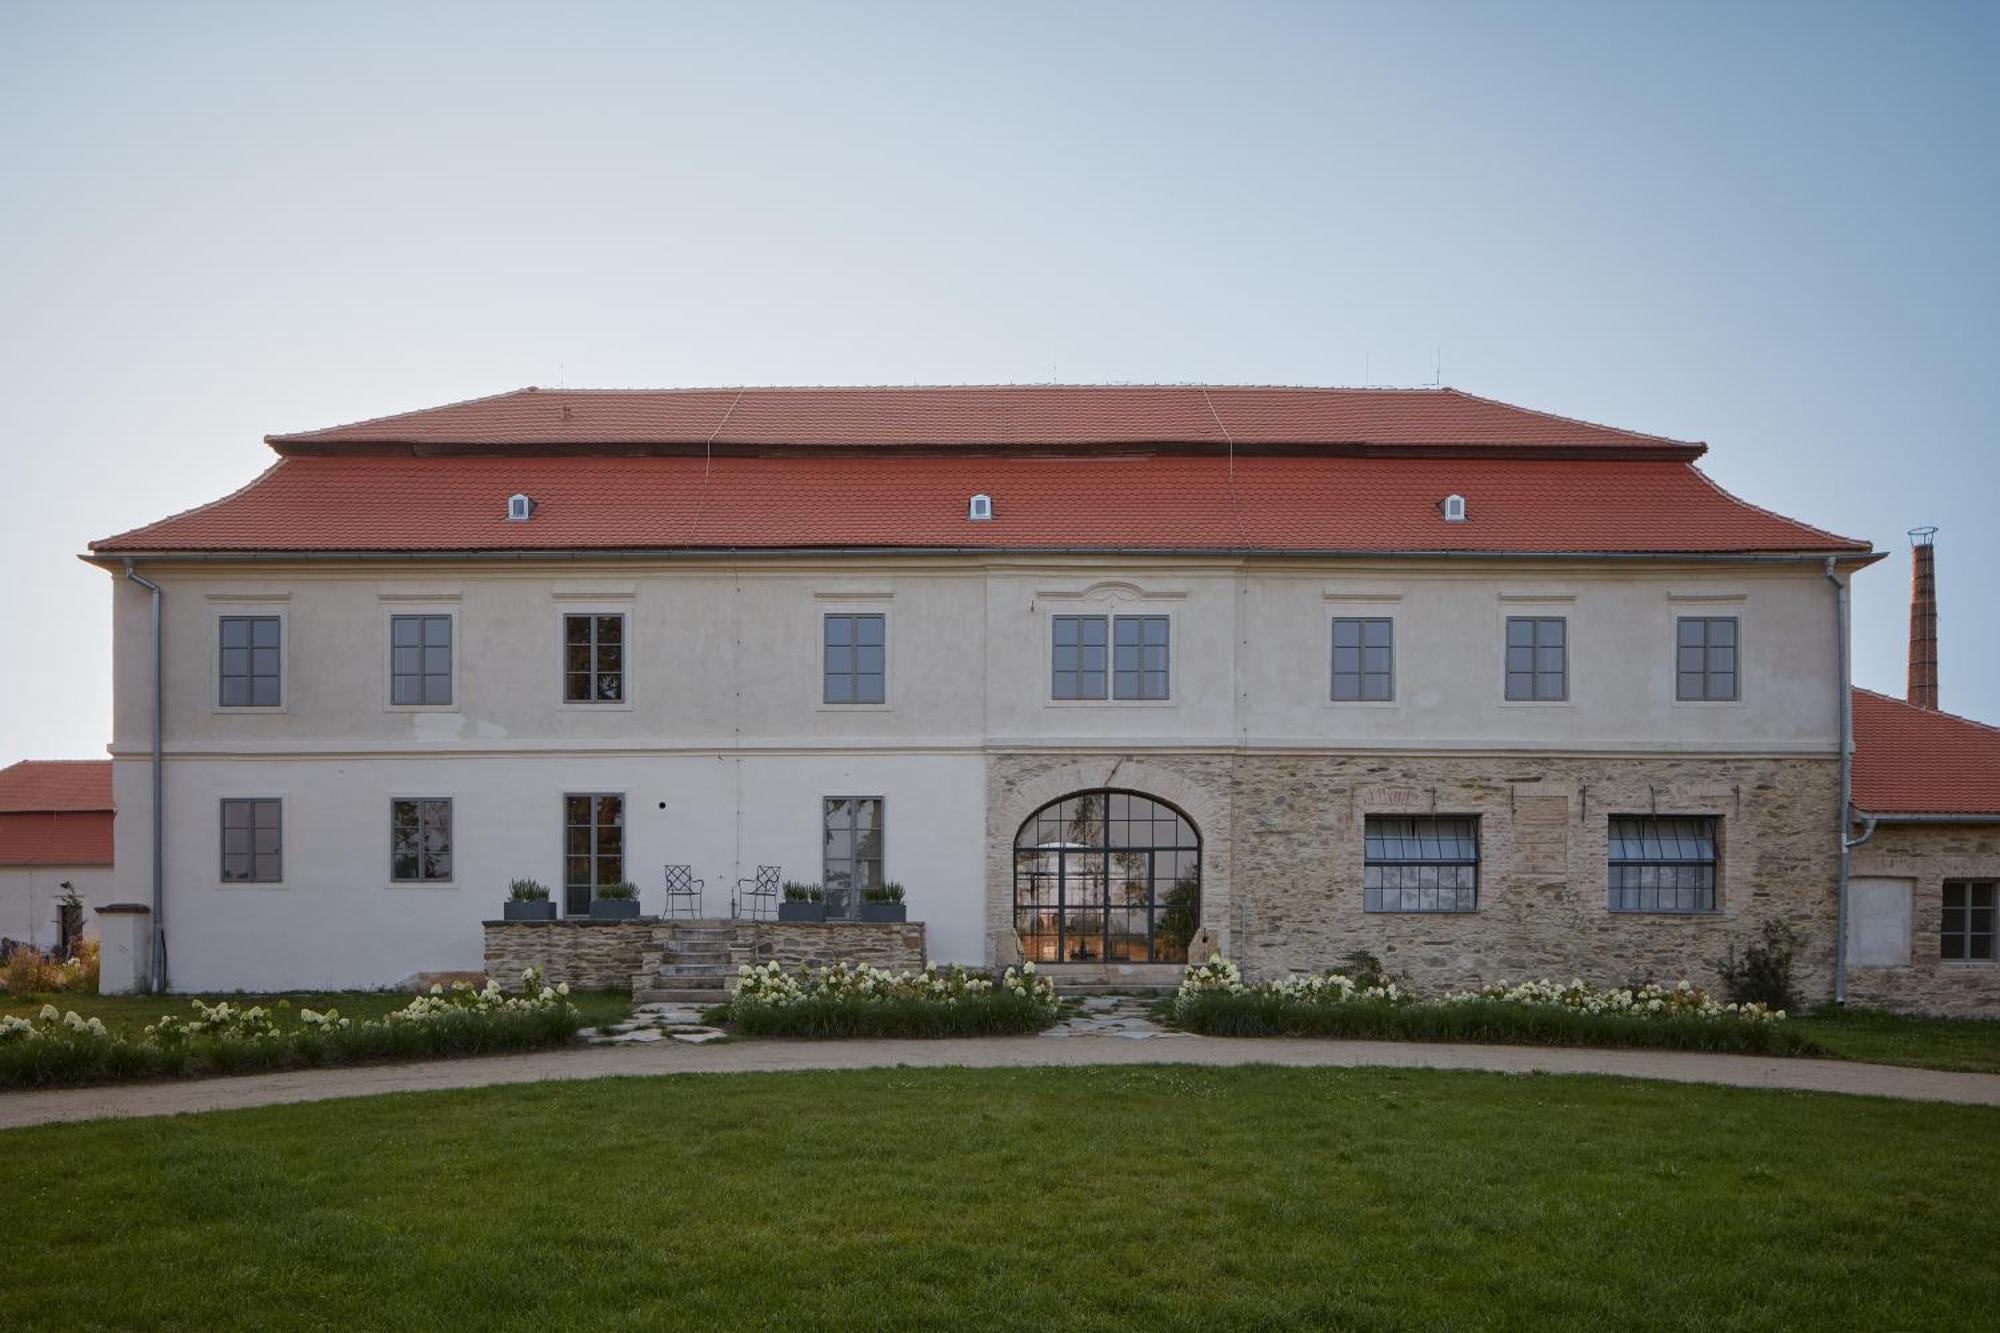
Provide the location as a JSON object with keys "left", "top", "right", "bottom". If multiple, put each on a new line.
{"left": 1176, "top": 955, "right": 1246, "bottom": 1000}
{"left": 387, "top": 968, "right": 572, "bottom": 1024}
{"left": 1441, "top": 977, "right": 1785, "bottom": 1023}
{"left": 0, "top": 1004, "right": 112, "bottom": 1044}
{"left": 724, "top": 960, "right": 1059, "bottom": 1037}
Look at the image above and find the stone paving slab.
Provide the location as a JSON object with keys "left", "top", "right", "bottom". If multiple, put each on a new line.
{"left": 6, "top": 1034, "right": 2000, "bottom": 1130}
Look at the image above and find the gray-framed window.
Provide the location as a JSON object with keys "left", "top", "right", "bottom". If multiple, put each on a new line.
{"left": 220, "top": 798, "right": 282, "bottom": 883}
{"left": 1941, "top": 880, "right": 1996, "bottom": 961}
{"left": 1505, "top": 616, "right": 1566, "bottom": 701}
{"left": 1332, "top": 618, "right": 1394, "bottom": 701}
{"left": 1054, "top": 614, "right": 1168, "bottom": 700}
{"left": 1113, "top": 615, "right": 1170, "bottom": 700}
{"left": 563, "top": 613, "right": 624, "bottom": 703}
{"left": 1364, "top": 816, "right": 1478, "bottom": 912}
{"left": 823, "top": 613, "right": 885, "bottom": 705}
{"left": 391, "top": 614, "right": 453, "bottom": 706}
{"left": 390, "top": 798, "right": 452, "bottom": 883}
{"left": 822, "top": 796, "right": 884, "bottom": 918}
{"left": 1608, "top": 816, "right": 1717, "bottom": 913}
{"left": 1675, "top": 616, "right": 1738, "bottom": 701}
{"left": 1052, "top": 615, "right": 1109, "bottom": 699}
{"left": 562, "top": 793, "right": 624, "bottom": 915}
{"left": 218, "top": 615, "right": 281, "bottom": 707}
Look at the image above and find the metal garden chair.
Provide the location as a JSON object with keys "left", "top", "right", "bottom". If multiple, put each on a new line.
{"left": 733, "top": 865, "right": 781, "bottom": 921}
{"left": 663, "top": 865, "right": 705, "bottom": 918}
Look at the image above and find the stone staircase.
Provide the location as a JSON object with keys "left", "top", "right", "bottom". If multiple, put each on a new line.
{"left": 632, "top": 920, "right": 742, "bottom": 1005}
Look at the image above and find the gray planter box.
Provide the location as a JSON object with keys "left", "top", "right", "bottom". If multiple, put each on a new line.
{"left": 858, "top": 902, "right": 908, "bottom": 923}
{"left": 503, "top": 900, "right": 557, "bottom": 922}
{"left": 777, "top": 901, "right": 826, "bottom": 923}
{"left": 589, "top": 899, "right": 642, "bottom": 921}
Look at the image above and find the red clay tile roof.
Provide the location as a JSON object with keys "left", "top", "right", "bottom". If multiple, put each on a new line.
{"left": 266, "top": 385, "right": 1702, "bottom": 457}
{"left": 0, "top": 760, "right": 112, "bottom": 814}
{"left": 1853, "top": 689, "right": 2000, "bottom": 818}
{"left": 91, "top": 454, "right": 1865, "bottom": 555}
{"left": 0, "top": 813, "right": 113, "bottom": 867}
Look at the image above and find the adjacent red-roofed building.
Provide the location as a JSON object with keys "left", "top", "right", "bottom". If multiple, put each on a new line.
{"left": 90, "top": 383, "right": 1970, "bottom": 1009}
{"left": 0, "top": 760, "right": 114, "bottom": 955}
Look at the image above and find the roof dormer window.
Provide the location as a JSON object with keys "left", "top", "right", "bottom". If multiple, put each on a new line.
{"left": 1441, "top": 494, "right": 1467, "bottom": 523}
{"left": 507, "top": 494, "right": 535, "bottom": 522}
{"left": 968, "top": 493, "right": 993, "bottom": 522}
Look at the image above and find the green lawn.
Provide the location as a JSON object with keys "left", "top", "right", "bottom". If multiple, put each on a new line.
{"left": 1791, "top": 1006, "right": 2000, "bottom": 1074}
{"left": 3, "top": 1066, "right": 1995, "bottom": 1330}
{"left": 0, "top": 988, "right": 633, "bottom": 1037}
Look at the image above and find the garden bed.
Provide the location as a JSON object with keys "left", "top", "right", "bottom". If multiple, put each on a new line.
{"left": 1165, "top": 960, "right": 1825, "bottom": 1057}
{"left": 0, "top": 971, "right": 587, "bottom": 1090}
{"left": 712, "top": 961, "right": 1060, "bottom": 1039}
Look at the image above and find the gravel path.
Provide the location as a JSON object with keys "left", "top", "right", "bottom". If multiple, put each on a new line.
{"left": 5, "top": 1031, "right": 1998, "bottom": 1129}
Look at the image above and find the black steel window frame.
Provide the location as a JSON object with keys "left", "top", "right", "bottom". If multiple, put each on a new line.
{"left": 390, "top": 797, "right": 453, "bottom": 883}
{"left": 218, "top": 615, "right": 281, "bottom": 708}
{"left": 391, "top": 614, "right": 453, "bottom": 706}
{"left": 1332, "top": 617, "right": 1394, "bottom": 702}
{"left": 822, "top": 614, "right": 886, "bottom": 705}
{"left": 562, "top": 793, "right": 625, "bottom": 915}
{"left": 220, "top": 798, "right": 282, "bottom": 883}
{"left": 1505, "top": 615, "right": 1567, "bottom": 701}
{"left": 563, "top": 613, "right": 625, "bottom": 704}
{"left": 1941, "top": 880, "right": 1997, "bottom": 961}
{"left": 1364, "top": 815, "right": 1478, "bottom": 912}
{"left": 1608, "top": 815, "right": 1719, "bottom": 913}
{"left": 1012, "top": 789, "right": 1200, "bottom": 965}
{"left": 1675, "top": 616, "right": 1739, "bottom": 701}
{"left": 821, "top": 796, "right": 885, "bottom": 918}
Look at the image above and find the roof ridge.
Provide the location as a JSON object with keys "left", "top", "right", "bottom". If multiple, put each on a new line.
{"left": 1855, "top": 686, "right": 2000, "bottom": 738}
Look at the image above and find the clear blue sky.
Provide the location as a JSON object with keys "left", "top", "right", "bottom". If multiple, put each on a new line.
{"left": 2, "top": 0, "right": 1994, "bottom": 761}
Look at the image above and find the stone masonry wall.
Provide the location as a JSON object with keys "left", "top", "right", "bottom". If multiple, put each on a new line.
{"left": 1848, "top": 821, "right": 2000, "bottom": 1016}
{"left": 989, "top": 751, "right": 1843, "bottom": 1003}
{"left": 485, "top": 917, "right": 927, "bottom": 990}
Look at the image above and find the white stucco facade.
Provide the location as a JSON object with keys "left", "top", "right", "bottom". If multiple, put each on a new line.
{"left": 104, "top": 554, "right": 1849, "bottom": 991}
{"left": 0, "top": 865, "right": 111, "bottom": 952}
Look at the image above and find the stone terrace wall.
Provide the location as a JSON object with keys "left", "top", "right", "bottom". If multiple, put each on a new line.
{"left": 1849, "top": 821, "right": 2000, "bottom": 1016}
{"left": 485, "top": 917, "right": 927, "bottom": 990}
{"left": 989, "top": 751, "right": 1842, "bottom": 1003}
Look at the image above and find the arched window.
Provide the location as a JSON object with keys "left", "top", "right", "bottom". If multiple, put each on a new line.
{"left": 1013, "top": 790, "right": 1199, "bottom": 964}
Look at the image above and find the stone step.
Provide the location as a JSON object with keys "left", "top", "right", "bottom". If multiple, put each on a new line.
{"left": 655, "top": 963, "right": 732, "bottom": 978}
{"left": 633, "top": 987, "right": 733, "bottom": 1005}
{"left": 663, "top": 944, "right": 731, "bottom": 959}
{"left": 1051, "top": 984, "right": 1180, "bottom": 998}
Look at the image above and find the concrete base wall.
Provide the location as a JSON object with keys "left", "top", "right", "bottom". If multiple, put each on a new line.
{"left": 1849, "top": 822, "right": 2000, "bottom": 1017}
{"left": 990, "top": 751, "right": 1842, "bottom": 1003}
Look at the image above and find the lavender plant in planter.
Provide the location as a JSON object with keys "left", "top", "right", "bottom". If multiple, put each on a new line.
{"left": 858, "top": 882, "right": 907, "bottom": 923}
{"left": 777, "top": 882, "right": 826, "bottom": 923}
{"left": 589, "top": 882, "right": 643, "bottom": 920}
{"left": 504, "top": 878, "right": 556, "bottom": 922}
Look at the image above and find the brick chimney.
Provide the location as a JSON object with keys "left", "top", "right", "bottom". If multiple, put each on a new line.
{"left": 1907, "top": 526, "right": 1939, "bottom": 710}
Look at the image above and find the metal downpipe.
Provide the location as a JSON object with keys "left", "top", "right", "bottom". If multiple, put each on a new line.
{"left": 1824, "top": 557, "right": 1851, "bottom": 1007}
{"left": 122, "top": 560, "right": 166, "bottom": 993}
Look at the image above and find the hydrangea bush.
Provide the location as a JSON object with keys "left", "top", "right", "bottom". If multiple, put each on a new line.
{"left": 1168, "top": 955, "right": 1818, "bottom": 1056}
{"left": 0, "top": 968, "right": 583, "bottom": 1089}
{"left": 722, "top": 960, "right": 1060, "bottom": 1038}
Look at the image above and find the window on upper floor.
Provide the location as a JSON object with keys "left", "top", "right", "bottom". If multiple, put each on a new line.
{"left": 1608, "top": 816, "right": 1717, "bottom": 913}
{"left": 1675, "top": 616, "right": 1739, "bottom": 701}
{"left": 1364, "top": 815, "right": 1478, "bottom": 912}
{"left": 1942, "top": 881, "right": 1996, "bottom": 961}
{"left": 218, "top": 616, "right": 281, "bottom": 707}
{"left": 390, "top": 797, "right": 453, "bottom": 883}
{"left": 563, "top": 613, "right": 625, "bottom": 704}
{"left": 1504, "top": 616, "right": 1566, "bottom": 701}
{"left": 391, "top": 614, "right": 453, "bottom": 706}
{"left": 823, "top": 613, "right": 885, "bottom": 705}
{"left": 1332, "top": 618, "right": 1394, "bottom": 701}
{"left": 221, "top": 798, "right": 282, "bottom": 883}
{"left": 1053, "top": 614, "right": 1169, "bottom": 701}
